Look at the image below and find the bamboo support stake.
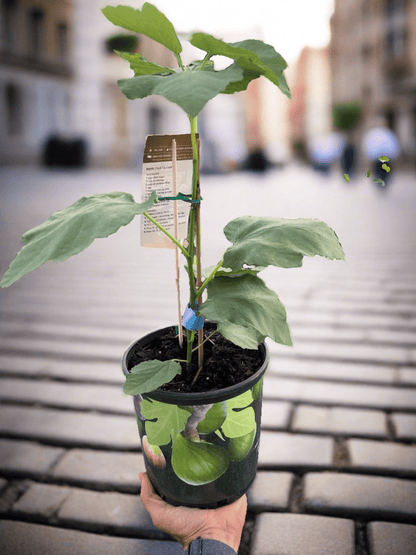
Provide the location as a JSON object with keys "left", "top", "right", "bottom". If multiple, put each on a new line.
{"left": 172, "top": 139, "right": 183, "bottom": 348}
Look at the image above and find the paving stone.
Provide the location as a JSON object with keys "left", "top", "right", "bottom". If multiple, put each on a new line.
{"left": 0, "top": 478, "right": 7, "bottom": 494}
{"left": 304, "top": 472, "right": 416, "bottom": 521}
{"left": 263, "top": 375, "right": 416, "bottom": 411}
{"left": 267, "top": 357, "right": 395, "bottom": 385}
{"left": 367, "top": 521, "right": 416, "bottom": 555}
{"left": 348, "top": 439, "right": 416, "bottom": 477}
{"left": 57, "top": 488, "right": 169, "bottom": 539}
{"left": 0, "top": 377, "right": 133, "bottom": 414}
{"left": 268, "top": 339, "right": 411, "bottom": 365}
{"left": 0, "top": 355, "right": 123, "bottom": 384}
{"left": 399, "top": 367, "right": 416, "bottom": 386}
{"left": 0, "top": 336, "right": 123, "bottom": 361}
{"left": 12, "top": 483, "right": 70, "bottom": 519}
{"left": 0, "top": 520, "right": 183, "bottom": 555}
{"left": 247, "top": 471, "right": 294, "bottom": 512}
{"left": 0, "top": 406, "right": 140, "bottom": 450}
{"left": 260, "top": 400, "right": 292, "bottom": 429}
{"left": 51, "top": 449, "right": 145, "bottom": 492}
{"left": 293, "top": 406, "right": 387, "bottom": 438}
{"left": 392, "top": 412, "right": 416, "bottom": 441}
{"left": 251, "top": 513, "right": 354, "bottom": 555}
{"left": 258, "top": 431, "right": 333, "bottom": 469}
{"left": 0, "top": 439, "right": 64, "bottom": 477}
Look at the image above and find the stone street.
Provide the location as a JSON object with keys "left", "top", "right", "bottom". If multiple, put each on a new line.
{"left": 1, "top": 163, "right": 416, "bottom": 555}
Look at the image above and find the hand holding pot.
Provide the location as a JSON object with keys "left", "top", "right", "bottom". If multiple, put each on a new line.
{"left": 139, "top": 472, "right": 247, "bottom": 552}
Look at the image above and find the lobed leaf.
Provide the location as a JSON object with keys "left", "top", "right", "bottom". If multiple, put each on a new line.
{"left": 102, "top": 3, "right": 182, "bottom": 54}
{"left": 200, "top": 274, "right": 292, "bottom": 348}
{"left": 141, "top": 398, "right": 189, "bottom": 446}
{"left": 190, "top": 34, "right": 290, "bottom": 98}
{"left": 1, "top": 192, "right": 157, "bottom": 288}
{"left": 118, "top": 64, "right": 244, "bottom": 118}
{"left": 223, "top": 216, "right": 346, "bottom": 271}
{"left": 123, "top": 359, "right": 181, "bottom": 397}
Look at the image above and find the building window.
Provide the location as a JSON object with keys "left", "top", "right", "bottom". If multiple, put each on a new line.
{"left": 5, "top": 83, "right": 23, "bottom": 135}
{"left": 2, "top": 0, "right": 19, "bottom": 51}
{"left": 28, "top": 7, "right": 45, "bottom": 58}
{"left": 56, "top": 22, "right": 68, "bottom": 60}
{"left": 386, "top": 0, "right": 408, "bottom": 15}
{"left": 386, "top": 29, "right": 407, "bottom": 57}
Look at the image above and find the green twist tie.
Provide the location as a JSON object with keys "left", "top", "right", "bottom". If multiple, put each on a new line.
{"left": 158, "top": 192, "right": 201, "bottom": 205}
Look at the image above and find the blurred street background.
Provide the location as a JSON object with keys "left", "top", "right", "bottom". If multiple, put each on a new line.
{"left": 1, "top": 1, "right": 416, "bottom": 554}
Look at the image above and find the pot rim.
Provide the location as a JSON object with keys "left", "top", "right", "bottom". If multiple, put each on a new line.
{"left": 122, "top": 324, "right": 269, "bottom": 405}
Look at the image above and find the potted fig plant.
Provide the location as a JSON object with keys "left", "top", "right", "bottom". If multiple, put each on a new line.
{"left": 0, "top": 2, "right": 345, "bottom": 508}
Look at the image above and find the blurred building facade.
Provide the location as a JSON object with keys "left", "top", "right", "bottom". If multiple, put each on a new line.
{"left": 0, "top": 0, "right": 284, "bottom": 170}
{"left": 0, "top": 0, "right": 73, "bottom": 165}
{"left": 288, "top": 46, "right": 332, "bottom": 160}
{"left": 330, "top": 0, "right": 416, "bottom": 166}
{"left": 0, "top": 0, "right": 187, "bottom": 167}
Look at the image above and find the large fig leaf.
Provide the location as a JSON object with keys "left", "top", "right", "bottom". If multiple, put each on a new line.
{"left": 118, "top": 64, "right": 244, "bottom": 118}
{"left": 141, "top": 398, "right": 189, "bottom": 446}
{"left": 223, "top": 216, "right": 346, "bottom": 271}
{"left": 199, "top": 274, "right": 292, "bottom": 347}
{"left": 171, "top": 433, "right": 229, "bottom": 485}
{"left": 222, "top": 392, "right": 256, "bottom": 438}
{"left": 1, "top": 192, "right": 157, "bottom": 288}
{"left": 190, "top": 34, "right": 290, "bottom": 97}
{"left": 123, "top": 358, "right": 181, "bottom": 397}
{"left": 216, "top": 321, "right": 266, "bottom": 350}
{"left": 102, "top": 3, "right": 182, "bottom": 54}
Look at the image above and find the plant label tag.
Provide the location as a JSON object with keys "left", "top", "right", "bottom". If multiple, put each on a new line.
{"left": 141, "top": 134, "right": 196, "bottom": 249}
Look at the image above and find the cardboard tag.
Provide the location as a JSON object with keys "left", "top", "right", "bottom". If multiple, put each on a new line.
{"left": 141, "top": 134, "right": 197, "bottom": 249}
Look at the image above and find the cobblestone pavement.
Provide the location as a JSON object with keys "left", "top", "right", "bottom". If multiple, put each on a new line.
{"left": 0, "top": 165, "right": 416, "bottom": 554}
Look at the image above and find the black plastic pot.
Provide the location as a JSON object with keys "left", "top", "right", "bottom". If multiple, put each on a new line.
{"left": 122, "top": 325, "right": 269, "bottom": 509}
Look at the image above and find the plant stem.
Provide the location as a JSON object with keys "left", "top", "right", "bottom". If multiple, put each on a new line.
{"left": 143, "top": 212, "right": 189, "bottom": 257}
{"left": 175, "top": 53, "right": 184, "bottom": 70}
{"left": 185, "top": 115, "right": 199, "bottom": 374}
{"left": 195, "top": 259, "right": 224, "bottom": 298}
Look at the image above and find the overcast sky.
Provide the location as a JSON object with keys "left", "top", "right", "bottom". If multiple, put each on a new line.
{"left": 153, "top": 0, "right": 335, "bottom": 66}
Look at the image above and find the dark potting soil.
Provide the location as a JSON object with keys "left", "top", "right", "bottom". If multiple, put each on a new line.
{"left": 127, "top": 326, "right": 264, "bottom": 393}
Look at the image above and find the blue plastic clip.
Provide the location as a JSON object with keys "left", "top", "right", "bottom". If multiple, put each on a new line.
{"left": 182, "top": 303, "right": 205, "bottom": 331}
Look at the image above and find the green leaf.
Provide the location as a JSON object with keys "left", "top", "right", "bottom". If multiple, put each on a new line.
{"left": 228, "top": 425, "right": 256, "bottom": 462}
{"left": 171, "top": 433, "right": 229, "bottom": 485}
{"left": 123, "top": 359, "right": 181, "bottom": 396}
{"left": 366, "top": 170, "right": 371, "bottom": 178}
{"left": 1, "top": 191, "right": 157, "bottom": 288}
{"left": 373, "top": 178, "right": 386, "bottom": 186}
{"left": 141, "top": 398, "right": 189, "bottom": 446}
{"left": 201, "top": 264, "right": 266, "bottom": 279}
{"left": 116, "top": 51, "right": 173, "bottom": 76}
{"left": 118, "top": 64, "right": 244, "bottom": 118}
{"left": 217, "top": 321, "right": 266, "bottom": 350}
{"left": 200, "top": 274, "right": 292, "bottom": 347}
{"left": 222, "top": 392, "right": 256, "bottom": 438}
{"left": 343, "top": 173, "right": 350, "bottom": 182}
{"left": 190, "top": 34, "right": 290, "bottom": 98}
{"left": 223, "top": 216, "right": 346, "bottom": 271}
{"left": 197, "top": 402, "right": 228, "bottom": 434}
{"left": 102, "top": 3, "right": 182, "bottom": 54}
{"left": 378, "top": 156, "right": 389, "bottom": 162}
{"left": 382, "top": 164, "right": 390, "bottom": 173}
